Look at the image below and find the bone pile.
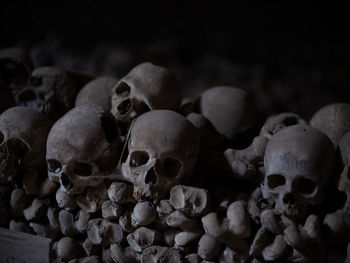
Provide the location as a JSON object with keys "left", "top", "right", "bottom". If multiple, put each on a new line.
{"left": 0, "top": 47, "right": 350, "bottom": 263}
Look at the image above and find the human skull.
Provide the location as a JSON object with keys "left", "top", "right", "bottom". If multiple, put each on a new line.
{"left": 262, "top": 124, "right": 335, "bottom": 220}
{"left": 339, "top": 132, "right": 350, "bottom": 212}
{"left": 0, "top": 106, "right": 51, "bottom": 184}
{"left": 15, "top": 66, "right": 78, "bottom": 121}
{"left": 46, "top": 104, "right": 122, "bottom": 195}
{"left": 111, "top": 62, "right": 181, "bottom": 124}
{"left": 122, "top": 110, "right": 200, "bottom": 201}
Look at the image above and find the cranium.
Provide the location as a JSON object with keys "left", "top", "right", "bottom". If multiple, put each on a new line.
{"left": 15, "top": 66, "right": 78, "bottom": 121}
{"left": 339, "top": 132, "right": 350, "bottom": 212}
{"left": 262, "top": 125, "right": 335, "bottom": 220}
{"left": 122, "top": 110, "right": 200, "bottom": 201}
{"left": 46, "top": 104, "right": 122, "bottom": 195}
{"left": 111, "top": 62, "right": 181, "bottom": 124}
{"left": 0, "top": 106, "right": 51, "bottom": 184}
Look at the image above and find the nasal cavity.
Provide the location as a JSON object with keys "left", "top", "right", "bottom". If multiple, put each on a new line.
{"left": 61, "top": 173, "right": 74, "bottom": 189}
{"left": 145, "top": 168, "right": 157, "bottom": 184}
{"left": 17, "top": 89, "right": 37, "bottom": 107}
{"left": 283, "top": 193, "right": 295, "bottom": 205}
{"left": 117, "top": 99, "right": 132, "bottom": 116}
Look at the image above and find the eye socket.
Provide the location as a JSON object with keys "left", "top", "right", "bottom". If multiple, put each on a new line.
{"left": 115, "top": 82, "right": 130, "bottom": 97}
{"left": 294, "top": 177, "right": 316, "bottom": 194}
{"left": 161, "top": 157, "right": 182, "bottom": 178}
{"left": 267, "top": 174, "right": 286, "bottom": 189}
{"left": 47, "top": 159, "right": 62, "bottom": 173}
{"left": 73, "top": 162, "right": 93, "bottom": 176}
{"left": 7, "top": 138, "right": 29, "bottom": 157}
{"left": 130, "top": 151, "right": 149, "bottom": 167}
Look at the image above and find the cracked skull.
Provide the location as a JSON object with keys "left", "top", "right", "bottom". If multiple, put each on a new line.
{"left": 15, "top": 67, "right": 78, "bottom": 121}
{"left": 0, "top": 106, "right": 51, "bottom": 183}
{"left": 46, "top": 104, "right": 122, "bottom": 195}
{"left": 111, "top": 62, "right": 181, "bottom": 124}
{"left": 122, "top": 110, "right": 200, "bottom": 201}
{"left": 262, "top": 124, "right": 335, "bottom": 220}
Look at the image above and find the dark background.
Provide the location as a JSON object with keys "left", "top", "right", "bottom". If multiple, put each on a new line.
{"left": 1, "top": 1, "right": 350, "bottom": 119}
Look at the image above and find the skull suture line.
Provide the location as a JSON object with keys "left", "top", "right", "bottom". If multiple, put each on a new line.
{"left": 46, "top": 104, "right": 122, "bottom": 195}
{"left": 111, "top": 62, "right": 181, "bottom": 124}
{"left": 0, "top": 106, "right": 51, "bottom": 184}
{"left": 122, "top": 110, "right": 200, "bottom": 201}
{"left": 262, "top": 124, "right": 335, "bottom": 221}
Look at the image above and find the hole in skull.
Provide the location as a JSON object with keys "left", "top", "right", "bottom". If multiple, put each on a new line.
{"left": 7, "top": 138, "right": 29, "bottom": 158}
{"left": 130, "top": 151, "right": 149, "bottom": 167}
{"left": 282, "top": 116, "right": 298, "bottom": 126}
{"left": 73, "top": 162, "right": 93, "bottom": 176}
{"left": 17, "top": 89, "right": 38, "bottom": 108}
{"left": 100, "top": 115, "right": 119, "bottom": 143}
{"left": 294, "top": 177, "right": 316, "bottom": 194}
{"left": 145, "top": 168, "right": 157, "bottom": 184}
{"left": 0, "top": 131, "right": 4, "bottom": 144}
{"left": 162, "top": 157, "right": 182, "bottom": 178}
{"left": 30, "top": 76, "right": 43, "bottom": 86}
{"left": 283, "top": 193, "right": 295, "bottom": 205}
{"left": 47, "top": 159, "right": 62, "bottom": 173}
{"left": 115, "top": 82, "right": 131, "bottom": 97}
{"left": 118, "top": 99, "right": 132, "bottom": 116}
{"left": 61, "top": 173, "right": 74, "bottom": 190}
{"left": 267, "top": 174, "right": 286, "bottom": 189}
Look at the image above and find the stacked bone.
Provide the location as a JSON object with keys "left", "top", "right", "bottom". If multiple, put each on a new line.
{"left": 0, "top": 47, "right": 349, "bottom": 263}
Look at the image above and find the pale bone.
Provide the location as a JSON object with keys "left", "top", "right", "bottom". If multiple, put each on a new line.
{"left": 262, "top": 234, "right": 287, "bottom": 261}
{"left": 187, "top": 113, "right": 223, "bottom": 148}
{"left": 55, "top": 237, "right": 83, "bottom": 261}
{"left": 170, "top": 185, "right": 211, "bottom": 217}
{"left": 102, "top": 247, "right": 114, "bottom": 263}
{"left": 310, "top": 103, "right": 350, "bottom": 146}
{"left": 141, "top": 246, "right": 182, "bottom": 263}
{"left": 323, "top": 209, "right": 350, "bottom": 236}
{"left": 127, "top": 227, "right": 160, "bottom": 252}
{"left": 75, "top": 183, "right": 108, "bottom": 213}
{"left": 56, "top": 188, "right": 77, "bottom": 211}
{"left": 87, "top": 218, "right": 123, "bottom": 246}
{"left": 224, "top": 136, "right": 268, "bottom": 180}
{"left": 82, "top": 238, "right": 100, "bottom": 256}
{"left": 9, "top": 220, "right": 32, "bottom": 234}
{"left": 249, "top": 227, "right": 273, "bottom": 257}
{"left": 108, "top": 181, "right": 136, "bottom": 204}
{"left": 119, "top": 210, "right": 136, "bottom": 233}
{"left": 10, "top": 188, "right": 29, "bottom": 216}
{"left": 38, "top": 177, "right": 58, "bottom": 197}
{"left": 260, "top": 209, "right": 285, "bottom": 234}
{"left": 184, "top": 253, "right": 201, "bottom": 263}
{"left": 131, "top": 201, "right": 157, "bottom": 226}
{"left": 111, "top": 62, "right": 181, "bottom": 124}
{"left": 262, "top": 124, "right": 335, "bottom": 221}
{"left": 218, "top": 246, "right": 249, "bottom": 263}
{"left": 102, "top": 200, "right": 122, "bottom": 219}
{"left": 23, "top": 198, "right": 50, "bottom": 221}
{"left": 59, "top": 210, "right": 80, "bottom": 236}
{"left": 0, "top": 106, "right": 51, "bottom": 184}
{"left": 338, "top": 166, "right": 350, "bottom": 213}
{"left": 68, "top": 255, "right": 101, "bottom": 263}
{"left": 30, "top": 205, "right": 60, "bottom": 238}
{"left": 46, "top": 104, "right": 122, "bottom": 195}
{"left": 110, "top": 243, "right": 141, "bottom": 263}
{"left": 283, "top": 214, "right": 321, "bottom": 249}
{"left": 166, "top": 210, "right": 203, "bottom": 246}
{"left": 75, "top": 76, "right": 119, "bottom": 111}
{"left": 197, "top": 234, "right": 221, "bottom": 260}
{"left": 195, "top": 86, "right": 257, "bottom": 139}
{"left": 122, "top": 110, "right": 200, "bottom": 201}
{"left": 260, "top": 112, "right": 306, "bottom": 140}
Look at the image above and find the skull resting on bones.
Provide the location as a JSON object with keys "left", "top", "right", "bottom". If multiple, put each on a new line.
{"left": 46, "top": 104, "right": 122, "bottom": 195}
{"left": 262, "top": 124, "right": 335, "bottom": 220}
{"left": 0, "top": 106, "right": 51, "bottom": 184}
{"left": 15, "top": 66, "right": 78, "bottom": 121}
{"left": 111, "top": 62, "right": 181, "bottom": 124}
{"left": 122, "top": 110, "right": 200, "bottom": 201}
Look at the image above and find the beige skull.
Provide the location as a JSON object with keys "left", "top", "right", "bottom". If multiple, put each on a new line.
{"left": 122, "top": 110, "right": 200, "bottom": 201}
{"left": 46, "top": 104, "right": 122, "bottom": 195}
{"left": 262, "top": 125, "right": 335, "bottom": 220}
{"left": 111, "top": 62, "right": 181, "bottom": 124}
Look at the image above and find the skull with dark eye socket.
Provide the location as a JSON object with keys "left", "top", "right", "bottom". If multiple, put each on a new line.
{"left": 122, "top": 110, "right": 200, "bottom": 201}
{"left": 0, "top": 106, "right": 51, "bottom": 184}
{"left": 262, "top": 125, "right": 335, "bottom": 221}
{"left": 46, "top": 104, "right": 122, "bottom": 195}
